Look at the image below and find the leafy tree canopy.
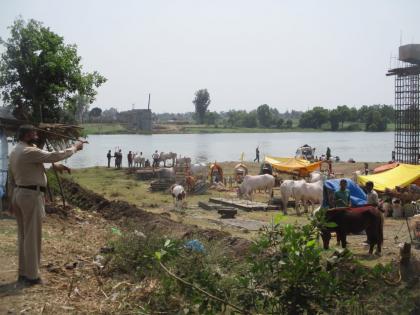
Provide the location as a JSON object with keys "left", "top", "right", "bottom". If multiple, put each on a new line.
{"left": 192, "top": 89, "right": 210, "bottom": 124}
{"left": 0, "top": 18, "right": 106, "bottom": 123}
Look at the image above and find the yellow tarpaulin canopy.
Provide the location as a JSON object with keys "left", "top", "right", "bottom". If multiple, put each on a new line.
{"left": 357, "top": 164, "right": 420, "bottom": 192}
{"left": 264, "top": 156, "right": 322, "bottom": 176}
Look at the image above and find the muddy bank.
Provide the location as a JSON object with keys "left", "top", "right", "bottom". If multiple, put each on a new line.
{"left": 60, "top": 178, "right": 251, "bottom": 256}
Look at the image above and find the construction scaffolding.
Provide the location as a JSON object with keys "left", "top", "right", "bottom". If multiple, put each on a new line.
{"left": 387, "top": 44, "right": 420, "bottom": 165}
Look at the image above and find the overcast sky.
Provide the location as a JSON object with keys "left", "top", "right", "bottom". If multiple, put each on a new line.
{"left": 1, "top": 0, "right": 419, "bottom": 113}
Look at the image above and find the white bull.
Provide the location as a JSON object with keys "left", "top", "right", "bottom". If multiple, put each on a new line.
{"left": 133, "top": 154, "right": 145, "bottom": 168}
{"left": 309, "top": 171, "right": 322, "bottom": 183}
{"left": 292, "top": 180, "right": 324, "bottom": 215}
{"left": 279, "top": 179, "right": 305, "bottom": 215}
{"left": 160, "top": 152, "right": 177, "bottom": 167}
{"left": 237, "top": 174, "right": 275, "bottom": 201}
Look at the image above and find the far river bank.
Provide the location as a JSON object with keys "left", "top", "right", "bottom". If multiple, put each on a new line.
{"left": 52, "top": 132, "right": 394, "bottom": 168}
{"left": 82, "top": 122, "right": 395, "bottom": 135}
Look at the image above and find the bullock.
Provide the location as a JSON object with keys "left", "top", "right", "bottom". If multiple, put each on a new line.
{"left": 133, "top": 153, "right": 145, "bottom": 168}
{"left": 279, "top": 179, "right": 305, "bottom": 215}
{"left": 237, "top": 174, "right": 275, "bottom": 201}
{"left": 160, "top": 152, "right": 177, "bottom": 167}
{"left": 170, "top": 184, "right": 186, "bottom": 209}
{"left": 292, "top": 179, "right": 324, "bottom": 214}
{"left": 309, "top": 171, "right": 323, "bottom": 183}
{"left": 321, "top": 206, "right": 383, "bottom": 255}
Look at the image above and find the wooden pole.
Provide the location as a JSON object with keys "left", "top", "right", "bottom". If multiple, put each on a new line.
{"left": 46, "top": 141, "right": 66, "bottom": 208}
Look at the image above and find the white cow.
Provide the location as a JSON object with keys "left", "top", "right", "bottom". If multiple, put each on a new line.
{"left": 160, "top": 152, "right": 177, "bottom": 167}
{"left": 292, "top": 179, "right": 324, "bottom": 215}
{"left": 170, "top": 184, "right": 186, "bottom": 209}
{"left": 237, "top": 174, "right": 275, "bottom": 201}
{"left": 309, "top": 171, "right": 322, "bottom": 183}
{"left": 279, "top": 179, "right": 306, "bottom": 215}
{"left": 133, "top": 153, "right": 145, "bottom": 168}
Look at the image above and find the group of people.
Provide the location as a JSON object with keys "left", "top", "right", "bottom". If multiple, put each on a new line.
{"left": 332, "top": 179, "right": 378, "bottom": 208}
{"left": 107, "top": 149, "right": 123, "bottom": 168}
{"left": 106, "top": 149, "right": 156, "bottom": 169}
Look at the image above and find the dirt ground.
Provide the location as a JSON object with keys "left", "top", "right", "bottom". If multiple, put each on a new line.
{"left": 1, "top": 161, "right": 419, "bottom": 313}
{"left": 0, "top": 206, "right": 123, "bottom": 314}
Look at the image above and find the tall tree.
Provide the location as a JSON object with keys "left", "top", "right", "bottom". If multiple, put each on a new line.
{"left": 192, "top": 89, "right": 210, "bottom": 124}
{"left": 336, "top": 105, "right": 350, "bottom": 128}
{"left": 89, "top": 107, "right": 102, "bottom": 122}
{"left": 0, "top": 18, "right": 106, "bottom": 124}
{"left": 65, "top": 94, "right": 91, "bottom": 123}
{"left": 329, "top": 109, "right": 340, "bottom": 131}
{"left": 256, "top": 104, "right": 272, "bottom": 127}
{"left": 299, "top": 107, "right": 329, "bottom": 129}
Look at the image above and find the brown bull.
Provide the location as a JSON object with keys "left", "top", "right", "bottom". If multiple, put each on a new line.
{"left": 321, "top": 206, "right": 383, "bottom": 255}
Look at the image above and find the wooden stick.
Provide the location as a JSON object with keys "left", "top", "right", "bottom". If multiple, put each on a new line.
{"left": 33, "top": 126, "right": 88, "bottom": 143}
{"left": 45, "top": 141, "right": 66, "bottom": 208}
{"left": 406, "top": 217, "right": 413, "bottom": 243}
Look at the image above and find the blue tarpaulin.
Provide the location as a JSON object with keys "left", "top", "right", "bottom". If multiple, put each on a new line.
{"left": 322, "top": 178, "right": 367, "bottom": 207}
{"left": 0, "top": 186, "right": 4, "bottom": 199}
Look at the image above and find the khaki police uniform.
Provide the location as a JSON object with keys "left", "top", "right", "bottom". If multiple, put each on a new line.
{"left": 8, "top": 141, "right": 77, "bottom": 280}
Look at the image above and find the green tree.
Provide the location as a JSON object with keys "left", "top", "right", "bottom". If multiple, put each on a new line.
{"left": 0, "top": 18, "right": 106, "bottom": 123}
{"left": 204, "top": 111, "right": 220, "bottom": 125}
{"left": 366, "top": 111, "right": 387, "bottom": 131}
{"left": 89, "top": 107, "right": 102, "bottom": 121}
{"left": 336, "top": 105, "right": 350, "bottom": 128}
{"left": 348, "top": 107, "right": 358, "bottom": 122}
{"left": 243, "top": 110, "right": 258, "bottom": 128}
{"left": 64, "top": 94, "right": 91, "bottom": 123}
{"left": 192, "top": 89, "right": 210, "bottom": 124}
{"left": 329, "top": 109, "right": 340, "bottom": 131}
{"left": 299, "top": 107, "right": 329, "bottom": 129}
{"left": 274, "top": 117, "right": 284, "bottom": 128}
{"left": 256, "top": 104, "right": 272, "bottom": 127}
{"left": 285, "top": 119, "right": 293, "bottom": 128}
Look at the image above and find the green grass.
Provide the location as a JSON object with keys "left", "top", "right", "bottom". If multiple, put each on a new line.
{"left": 171, "top": 124, "right": 320, "bottom": 134}
{"left": 66, "top": 166, "right": 310, "bottom": 239}
{"left": 82, "top": 123, "right": 130, "bottom": 135}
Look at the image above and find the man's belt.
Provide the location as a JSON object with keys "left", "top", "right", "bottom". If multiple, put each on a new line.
{"left": 16, "top": 185, "right": 46, "bottom": 193}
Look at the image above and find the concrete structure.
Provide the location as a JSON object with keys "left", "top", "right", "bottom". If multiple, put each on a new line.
{"left": 399, "top": 44, "right": 420, "bottom": 65}
{"left": 0, "top": 108, "right": 18, "bottom": 210}
{"left": 118, "top": 109, "right": 152, "bottom": 132}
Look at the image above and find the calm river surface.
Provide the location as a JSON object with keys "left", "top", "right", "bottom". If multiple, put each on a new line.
{"left": 61, "top": 132, "right": 393, "bottom": 168}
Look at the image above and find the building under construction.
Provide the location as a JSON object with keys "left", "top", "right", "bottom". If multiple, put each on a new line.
{"left": 387, "top": 44, "right": 420, "bottom": 165}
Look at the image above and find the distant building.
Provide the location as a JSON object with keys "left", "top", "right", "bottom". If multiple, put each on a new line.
{"left": 118, "top": 109, "right": 152, "bottom": 132}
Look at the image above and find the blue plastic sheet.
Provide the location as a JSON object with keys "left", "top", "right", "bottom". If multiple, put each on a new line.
{"left": 322, "top": 178, "right": 367, "bottom": 207}
{"left": 185, "top": 239, "right": 205, "bottom": 253}
{"left": 0, "top": 186, "right": 4, "bottom": 199}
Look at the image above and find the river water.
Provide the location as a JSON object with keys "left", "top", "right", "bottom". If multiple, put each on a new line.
{"left": 59, "top": 132, "right": 393, "bottom": 168}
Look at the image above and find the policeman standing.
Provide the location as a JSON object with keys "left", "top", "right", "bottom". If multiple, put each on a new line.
{"left": 7, "top": 125, "right": 83, "bottom": 285}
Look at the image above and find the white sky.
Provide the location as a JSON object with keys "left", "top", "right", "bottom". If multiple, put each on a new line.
{"left": 1, "top": 0, "right": 419, "bottom": 113}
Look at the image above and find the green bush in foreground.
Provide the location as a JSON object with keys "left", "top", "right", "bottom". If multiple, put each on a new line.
{"left": 105, "top": 216, "right": 418, "bottom": 314}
